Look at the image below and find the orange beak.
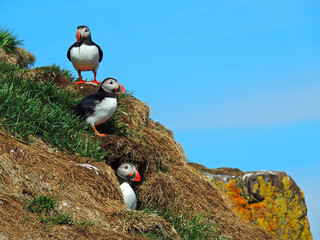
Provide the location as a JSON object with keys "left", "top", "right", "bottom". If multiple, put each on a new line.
{"left": 116, "top": 83, "right": 126, "bottom": 94}
{"left": 133, "top": 169, "right": 141, "bottom": 181}
{"left": 76, "top": 30, "right": 81, "bottom": 42}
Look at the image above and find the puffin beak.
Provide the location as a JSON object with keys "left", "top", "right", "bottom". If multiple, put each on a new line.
{"left": 133, "top": 169, "right": 141, "bottom": 181}
{"left": 76, "top": 30, "right": 81, "bottom": 42}
{"left": 116, "top": 83, "right": 126, "bottom": 94}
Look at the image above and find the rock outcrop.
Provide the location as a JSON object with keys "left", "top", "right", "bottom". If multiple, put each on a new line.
{"left": 188, "top": 163, "right": 312, "bottom": 239}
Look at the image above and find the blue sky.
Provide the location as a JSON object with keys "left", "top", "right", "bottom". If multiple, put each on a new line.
{"left": 2, "top": 0, "right": 319, "bottom": 237}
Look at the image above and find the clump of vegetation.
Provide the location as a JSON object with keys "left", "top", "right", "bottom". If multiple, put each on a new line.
{"left": 37, "top": 64, "right": 75, "bottom": 81}
{"left": 0, "top": 28, "right": 22, "bottom": 53}
{"left": 23, "top": 194, "right": 94, "bottom": 227}
{"left": 213, "top": 177, "right": 311, "bottom": 239}
{"left": 142, "top": 204, "right": 230, "bottom": 240}
{"left": 24, "top": 194, "right": 58, "bottom": 215}
{"left": 0, "top": 28, "right": 35, "bottom": 68}
{"left": 0, "top": 62, "right": 107, "bottom": 161}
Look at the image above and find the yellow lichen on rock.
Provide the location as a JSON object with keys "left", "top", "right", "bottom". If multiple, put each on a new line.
{"left": 213, "top": 176, "right": 312, "bottom": 239}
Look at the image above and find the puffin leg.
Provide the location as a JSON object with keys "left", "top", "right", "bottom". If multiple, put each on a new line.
{"left": 93, "top": 126, "right": 107, "bottom": 137}
{"left": 74, "top": 70, "right": 86, "bottom": 85}
{"left": 91, "top": 71, "right": 100, "bottom": 84}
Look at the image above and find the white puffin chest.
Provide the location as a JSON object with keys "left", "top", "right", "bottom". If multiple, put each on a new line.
{"left": 70, "top": 44, "right": 100, "bottom": 71}
{"left": 86, "top": 97, "right": 117, "bottom": 126}
{"left": 120, "top": 182, "right": 137, "bottom": 210}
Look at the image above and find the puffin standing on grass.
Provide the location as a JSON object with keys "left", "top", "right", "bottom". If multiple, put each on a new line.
{"left": 116, "top": 162, "right": 141, "bottom": 210}
{"left": 67, "top": 25, "right": 103, "bottom": 85}
{"left": 71, "top": 77, "right": 125, "bottom": 136}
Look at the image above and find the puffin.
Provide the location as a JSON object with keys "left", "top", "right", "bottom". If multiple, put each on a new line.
{"left": 116, "top": 162, "right": 141, "bottom": 210}
{"left": 71, "top": 77, "right": 125, "bottom": 136}
{"left": 67, "top": 25, "right": 103, "bottom": 85}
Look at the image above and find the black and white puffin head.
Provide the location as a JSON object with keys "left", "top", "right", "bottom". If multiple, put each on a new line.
{"left": 99, "top": 78, "right": 126, "bottom": 94}
{"left": 116, "top": 162, "right": 141, "bottom": 182}
{"left": 76, "top": 25, "right": 91, "bottom": 42}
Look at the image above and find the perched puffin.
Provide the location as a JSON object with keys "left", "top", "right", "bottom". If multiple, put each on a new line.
{"left": 116, "top": 162, "right": 141, "bottom": 210}
{"left": 71, "top": 77, "right": 125, "bottom": 136}
{"left": 67, "top": 25, "right": 103, "bottom": 85}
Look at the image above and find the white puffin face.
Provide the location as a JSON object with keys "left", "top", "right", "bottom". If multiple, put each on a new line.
{"left": 76, "top": 26, "right": 91, "bottom": 41}
{"left": 100, "top": 78, "right": 119, "bottom": 93}
{"left": 116, "top": 162, "right": 141, "bottom": 181}
{"left": 117, "top": 163, "right": 135, "bottom": 179}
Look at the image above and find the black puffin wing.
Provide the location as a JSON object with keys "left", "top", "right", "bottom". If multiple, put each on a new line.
{"left": 93, "top": 43, "right": 103, "bottom": 62}
{"left": 99, "top": 46, "right": 103, "bottom": 62}
{"left": 73, "top": 92, "right": 109, "bottom": 117}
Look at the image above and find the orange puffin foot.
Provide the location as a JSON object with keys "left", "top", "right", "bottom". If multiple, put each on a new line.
{"left": 74, "top": 80, "right": 87, "bottom": 85}
{"left": 91, "top": 80, "right": 100, "bottom": 84}
{"left": 93, "top": 126, "right": 107, "bottom": 137}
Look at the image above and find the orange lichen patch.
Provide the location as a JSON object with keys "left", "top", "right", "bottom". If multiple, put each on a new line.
{"left": 213, "top": 177, "right": 312, "bottom": 240}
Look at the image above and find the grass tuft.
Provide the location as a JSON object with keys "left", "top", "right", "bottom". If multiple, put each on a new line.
{"left": 0, "top": 28, "right": 22, "bottom": 53}
{"left": 23, "top": 194, "right": 94, "bottom": 227}
{"left": 142, "top": 203, "right": 230, "bottom": 240}
{"left": 38, "top": 64, "right": 75, "bottom": 81}
{"left": 23, "top": 195, "right": 57, "bottom": 215}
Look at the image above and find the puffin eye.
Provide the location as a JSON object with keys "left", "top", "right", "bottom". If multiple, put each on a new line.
{"left": 125, "top": 166, "right": 128, "bottom": 169}
{"left": 109, "top": 81, "right": 113, "bottom": 85}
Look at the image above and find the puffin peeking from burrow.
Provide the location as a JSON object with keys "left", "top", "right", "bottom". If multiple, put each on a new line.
{"left": 116, "top": 162, "right": 141, "bottom": 210}
{"left": 67, "top": 25, "right": 103, "bottom": 85}
{"left": 71, "top": 77, "right": 125, "bottom": 136}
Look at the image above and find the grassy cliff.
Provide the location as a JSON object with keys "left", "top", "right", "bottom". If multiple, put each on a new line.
{"left": 0, "top": 29, "right": 277, "bottom": 240}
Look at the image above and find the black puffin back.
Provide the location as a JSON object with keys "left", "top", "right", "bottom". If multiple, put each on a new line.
{"left": 72, "top": 92, "right": 116, "bottom": 117}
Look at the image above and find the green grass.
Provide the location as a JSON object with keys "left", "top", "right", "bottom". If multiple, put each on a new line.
{"left": 0, "top": 62, "right": 107, "bottom": 161}
{"left": 23, "top": 195, "right": 58, "bottom": 215}
{"left": 142, "top": 204, "right": 230, "bottom": 240}
{"left": 38, "top": 64, "right": 75, "bottom": 81}
{"left": 23, "top": 194, "right": 94, "bottom": 227}
{"left": 0, "top": 28, "right": 22, "bottom": 53}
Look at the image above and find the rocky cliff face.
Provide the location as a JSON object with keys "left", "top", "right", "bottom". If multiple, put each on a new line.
{"left": 188, "top": 163, "right": 312, "bottom": 239}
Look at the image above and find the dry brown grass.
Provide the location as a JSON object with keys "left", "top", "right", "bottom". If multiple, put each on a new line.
{"left": 122, "top": 211, "right": 180, "bottom": 239}
{"left": 188, "top": 162, "right": 245, "bottom": 177}
{"left": 17, "top": 67, "right": 72, "bottom": 89}
{"left": 0, "top": 47, "right": 35, "bottom": 68}
{"left": 0, "top": 130, "right": 182, "bottom": 239}
{"left": 95, "top": 94, "right": 272, "bottom": 239}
